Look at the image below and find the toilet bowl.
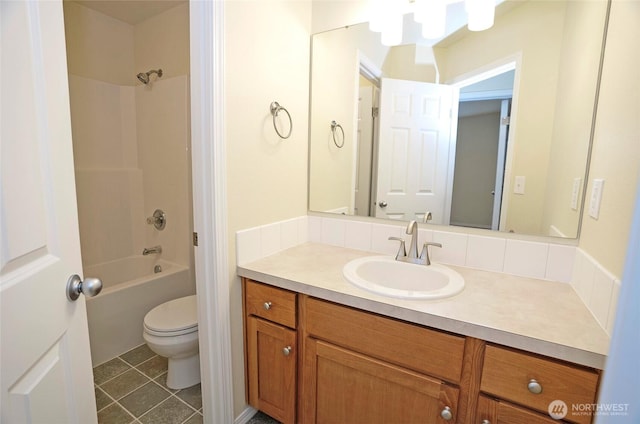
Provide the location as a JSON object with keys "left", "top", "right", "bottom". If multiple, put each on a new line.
{"left": 143, "top": 295, "right": 200, "bottom": 389}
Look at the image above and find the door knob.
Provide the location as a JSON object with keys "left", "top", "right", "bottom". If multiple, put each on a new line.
{"left": 440, "top": 406, "right": 453, "bottom": 421}
{"left": 527, "top": 379, "right": 543, "bottom": 394}
{"left": 378, "top": 201, "right": 388, "bottom": 208}
{"left": 66, "top": 274, "right": 103, "bottom": 301}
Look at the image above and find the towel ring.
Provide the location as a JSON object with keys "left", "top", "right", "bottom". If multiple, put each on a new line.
{"left": 331, "top": 120, "right": 345, "bottom": 148}
{"left": 270, "top": 101, "right": 292, "bottom": 139}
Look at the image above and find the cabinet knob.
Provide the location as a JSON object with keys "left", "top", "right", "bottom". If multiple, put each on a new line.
{"left": 481, "top": 420, "right": 491, "bottom": 424}
{"left": 263, "top": 301, "right": 272, "bottom": 310}
{"left": 283, "top": 346, "right": 292, "bottom": 356}
{"left": 440, "top": 406, "right": 453, "bottom": 421}
{"left": 528, "top": 379, "right": 543, "bottom": 394}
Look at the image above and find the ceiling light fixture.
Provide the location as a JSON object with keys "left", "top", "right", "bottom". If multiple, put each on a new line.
{"left": 465, "top": 0, "right": 496, "bottom": 31}
{"left": 369, "top": 0, "right": 496, "bottom": 46}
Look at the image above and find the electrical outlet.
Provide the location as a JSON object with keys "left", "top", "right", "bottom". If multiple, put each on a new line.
{"left": 589, "top": 179, "right": 605, "bottom": 219}
{"left": 514, "top": 176, "right": 526, "bottom": 195}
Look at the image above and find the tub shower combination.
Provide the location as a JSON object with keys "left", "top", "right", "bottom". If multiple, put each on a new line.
{"left": 85, "top": 255, "right": 193, "bottom": 365}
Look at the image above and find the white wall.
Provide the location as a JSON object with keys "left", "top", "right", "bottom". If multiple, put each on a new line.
{"left": 224, "top": 0, "right": 312, "bottom": 416}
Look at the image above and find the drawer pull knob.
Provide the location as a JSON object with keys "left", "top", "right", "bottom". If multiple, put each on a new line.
{"left": 481, "top": 420, "right": 491, "bottom": 424}
{"left": 263, "top": 301, "right": 272, "bottom": 310}
{"left": 283, "top": 346, "right": 292, "bottom": 356}
{"left": 440, "top": 406, "right": 453, "bottom": 421}
{"left": 528, "top": 379, "right": 543, "bottom": 394}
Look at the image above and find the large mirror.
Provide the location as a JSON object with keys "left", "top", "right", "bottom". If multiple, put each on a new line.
{"left": 308, "top": 0, "right": 609, "bottom": 238}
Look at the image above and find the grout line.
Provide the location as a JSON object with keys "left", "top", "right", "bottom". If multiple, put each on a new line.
{"left": 93, "top": 357, "right": 132, "bottom": 386}
{"left": 94, "top": 347, "right": 202, "bottom": 424}
{"left": 181, "top": 410, "right": 202, "bottom": 424}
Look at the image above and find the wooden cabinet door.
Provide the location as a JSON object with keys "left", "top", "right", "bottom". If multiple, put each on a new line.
{"left": 477, "top": 395, "right": 571, "bottom": 424}
{"left": 301, "top": 338, "right": 459, "bottom": 424}
{"left": 247, "top": 316, "right": 296, "bottom": 424}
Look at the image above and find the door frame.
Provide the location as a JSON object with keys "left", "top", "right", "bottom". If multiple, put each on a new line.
{"left": 189, "top": 2, "right": 234, "bottom": 423}
{"left": 354, "top": 52, "right": 382, "bottom": 216}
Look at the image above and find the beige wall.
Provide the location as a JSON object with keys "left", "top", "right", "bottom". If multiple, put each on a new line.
{"left": 64, "top": 1, "right": 135, "bottom": 85}
{"left": 224, "top": 0, "right": 312, "bottom": 416}
{"left": 382, "top": 44, "right": 437, "bottom": 83}
{"left": 579, "top": 0, "right": 640, "bottom": 279}
{"left": 134, "top": 3, "right": 190, "bottom": 80}
{"left": 309, "top": 23, "right": 386, "bottom": 213}
{"left": 435, "top": 1, "right": 566, "bottom": 235}
{"left": 541, "top": 1, "right": 608, "bottom": 238}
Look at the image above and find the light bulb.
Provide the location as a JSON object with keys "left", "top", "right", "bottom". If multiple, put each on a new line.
{"left": 381, "top": 12, "right": 403, "bottom": 46}
{"left": 421, "top": 0, "right": 446, "bottom": 39}
{"left": 466, "top": 0, "right": 495, "bottom": 31}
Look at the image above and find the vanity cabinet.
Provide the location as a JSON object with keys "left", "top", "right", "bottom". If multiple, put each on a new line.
{"left": 477, "top": 345, "right": 600, "bottom": 424}
{"left": 242, "top": 278, "right": 601, "bottom": 424}
{"left": 476, "top": 395, "right": 560, "bottom": 424}
{"left": 300, "top": 296, "right": 463, "bottom": 423}
{"left": 243, "top": 280, "right": 297, "bottom": 424}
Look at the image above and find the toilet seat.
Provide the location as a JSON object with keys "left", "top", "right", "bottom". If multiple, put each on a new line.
{"left": 144, "top": 295, "right": 198, "bottom": 337}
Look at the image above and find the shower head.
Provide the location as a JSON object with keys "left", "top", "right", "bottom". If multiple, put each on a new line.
{"left": 136, "top": 69, "right": 163, "bottom": 85}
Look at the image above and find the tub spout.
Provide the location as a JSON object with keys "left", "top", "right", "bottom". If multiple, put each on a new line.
{"left": 143, "top": 245, "right": 162, "bottom": 255}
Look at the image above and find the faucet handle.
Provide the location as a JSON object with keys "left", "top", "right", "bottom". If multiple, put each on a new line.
{"left": 420, "top": 242, "right": 442, "bottom": 265}
{"left": 388, "top": 237, "right": 406, "bottom": 260}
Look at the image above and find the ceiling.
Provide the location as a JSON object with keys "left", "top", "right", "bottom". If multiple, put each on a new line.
{"left": 68, "top": 0, "right": 187, "bottom": 25}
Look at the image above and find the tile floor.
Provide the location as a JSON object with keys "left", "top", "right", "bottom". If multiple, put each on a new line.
{"left": 94, "top": 344, "right": 282, "bottom": 424}
{"left": 93, "top": 344, "right": 202, "bottom": 424}
{"left": 247, "top": 411, "right": 280, "bottom": 424}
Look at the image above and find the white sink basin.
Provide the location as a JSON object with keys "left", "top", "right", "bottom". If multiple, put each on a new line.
{"left": 343, "top": 256, "right": 465, "bottom": 300}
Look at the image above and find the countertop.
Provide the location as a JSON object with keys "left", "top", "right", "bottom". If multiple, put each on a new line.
{"left": 237, "top": 242, "right": 609, "bottom": 369}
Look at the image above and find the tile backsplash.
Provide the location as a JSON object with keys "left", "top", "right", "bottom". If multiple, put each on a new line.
{"left": 236, "top": 215, "right": 620, "bottom": 335}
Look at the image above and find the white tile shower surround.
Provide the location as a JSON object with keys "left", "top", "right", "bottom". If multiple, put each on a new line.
{"left": 236, "top": 215, "right": 620, "bottom": 336}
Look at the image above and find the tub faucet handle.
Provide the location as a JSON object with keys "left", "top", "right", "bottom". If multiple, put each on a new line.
{"left": 146, "top": 209, "right": 166, "bottom": 230}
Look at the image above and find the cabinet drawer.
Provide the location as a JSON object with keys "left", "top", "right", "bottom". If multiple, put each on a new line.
{"left": 480, "top": 345, "right": 599, "bottom": 423}
{"left": 477, "top": 395, "right": 562, "bottom": 424}
{"left": 303, "top": 297, "right": 465, "bottom": 383}
{"left": 245, "top": 280, "right": 296, "bottom": 328}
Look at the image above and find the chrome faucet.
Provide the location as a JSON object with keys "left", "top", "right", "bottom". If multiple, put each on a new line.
{"left": 388, "top": 220, "right": 442, "bottom": 265}
{"left": 142, "top": 245, "right": 162, "bottom": 255}
{"left": 406, "top": 220, "right": 419, "bottom": 259}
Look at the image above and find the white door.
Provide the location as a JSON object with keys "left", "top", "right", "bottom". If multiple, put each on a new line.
{"left": 1, "top": 2, "right": 97, "bottom": 423}
{"left": 375, "top": 78, "right": 458, "bottom": 223}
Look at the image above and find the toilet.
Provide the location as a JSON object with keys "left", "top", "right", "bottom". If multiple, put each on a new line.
{"left": 143, "top": 295, "right": 200, "bottom": 389}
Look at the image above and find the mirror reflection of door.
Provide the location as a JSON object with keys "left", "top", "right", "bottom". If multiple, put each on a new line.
{"left": 375, "top": 78, "right": 458, "bottom": 223}
{"left": 355, "top": 75, "right": 380, "bottom": 217}
{"left": 450, "top": 69, "right": 514, "bottom": 230}
{"left": 451, "top": 99, "right": 511, "bottom": 229}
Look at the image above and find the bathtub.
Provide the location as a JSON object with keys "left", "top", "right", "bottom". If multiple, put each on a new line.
{"left": 85, "top": 256, "right": 195, "bottom": 366}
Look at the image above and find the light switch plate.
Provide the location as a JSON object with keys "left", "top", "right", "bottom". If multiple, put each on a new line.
{"left": 514, "top": 176, "right": 526, "bottom": 195}
{"left": 589, "top": 179, "right": 605, "bottom": 219}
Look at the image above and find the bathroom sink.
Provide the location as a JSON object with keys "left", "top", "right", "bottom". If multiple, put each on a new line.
{"left": 343, "top": 256, "right": 465, "bottom": 300}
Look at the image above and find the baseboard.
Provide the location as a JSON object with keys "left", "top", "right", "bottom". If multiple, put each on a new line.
{"left": 234, "top": 406, "right": 258, "bottom": 424}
